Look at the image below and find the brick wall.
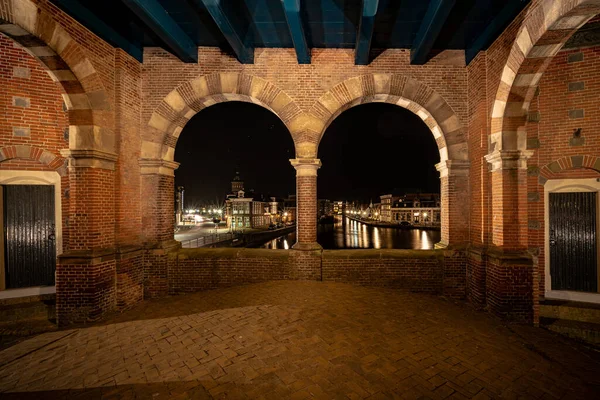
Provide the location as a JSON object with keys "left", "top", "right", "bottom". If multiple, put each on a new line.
{"left": 0, "top": 34, "right": 69, "bottom": 248}
{"left": 526, "top": 45, "right": 600, "bottom": 295}
{"left": 168, "top": 248, "right": 292, "bottom": 293}
{"left": 168, "top": 248, "right": 465, "bottom": 299}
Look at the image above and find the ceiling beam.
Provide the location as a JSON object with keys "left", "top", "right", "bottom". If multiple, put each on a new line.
{"left": 281, "top": 0, "right": 310, "bottom": 64}
{"left": 355, "top": 0, "right": 379, "bottom": 65}
{"left": 120, "top": 0, "right": 198, "bottom": 63}
{"left": 465, "top": 0, "right": 524, "bottom": 65}
{"left": 197, "top": 0, "right": 254, "bottom": 64}
{"left": 410, "top": 0, "right": 456, "bottom": 65}
{"left": 53, "top": 0, "right": 143, "bottom": 62}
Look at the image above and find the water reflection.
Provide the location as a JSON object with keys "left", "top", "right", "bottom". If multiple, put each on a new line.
{"left": 261, "top": 216, "right": 441, "bottom": 249}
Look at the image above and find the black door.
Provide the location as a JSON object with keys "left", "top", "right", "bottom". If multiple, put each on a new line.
{"left": 3, "top": 185, "right": 56, "bottom": 288}
{"left": 549, "top": 192, "right": 598, "bottom": 293}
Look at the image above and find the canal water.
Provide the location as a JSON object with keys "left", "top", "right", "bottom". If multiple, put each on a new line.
{"left": 261, "top": 216, "right": 441, "bottom": 250}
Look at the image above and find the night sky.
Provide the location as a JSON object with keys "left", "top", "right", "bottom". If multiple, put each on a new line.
{"left": 174, "top": 101, "right": 440, "bottom": 206}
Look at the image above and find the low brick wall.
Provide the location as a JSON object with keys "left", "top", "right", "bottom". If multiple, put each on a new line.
{"left": 322, "top": 249, "right": 459, "bottom": 296}
{"left": 168, "top": 248, "right": 293, "bottom": 294}
{"left": 167, "top": 248, "right": 466, "bottom": 298}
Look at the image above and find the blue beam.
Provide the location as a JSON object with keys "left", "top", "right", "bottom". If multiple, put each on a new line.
{"left": 120, "top": 0, "right": 198, "bottom": 63}
{"left": 410, "top": 0, "right": 456, "bottom": 65}
{"left": 197, "top": 0, "right": 254, "bottom": 64}
{"left": 282, "top": 0, "right": 310, "bottom": 64}
{"left": 355, "top": 0, "right": 379, "bottom": 65}
{"left": 466, "top": 0, "right": 525, "bottom": 65}
{"left": 52, "top": 0, "right": 143, "bottom": 62}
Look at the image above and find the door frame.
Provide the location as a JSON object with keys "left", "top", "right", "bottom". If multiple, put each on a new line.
{"left": 0, "top": 170, "right": 62, "bottom": 298}
{"left": 544, "top": 178, "right": 600, "bottom": 303}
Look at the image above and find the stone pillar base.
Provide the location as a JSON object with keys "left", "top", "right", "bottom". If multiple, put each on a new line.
{"left": 115, "top": 245, "right": 144, "bottom": 311}
{"left": 143, "top": 240, "right": 181, "bottom": 298}
{"left": 485, "top": 248, "right": 537, "bottom": 324}
{"left": 292, "top": 242, "right": 323, "bottom": 251}
{"left": 290, "top": 248, "right": 323, "bottom": 280}
{"left": 56, "top": 248, "right": 117, "bottom": 326}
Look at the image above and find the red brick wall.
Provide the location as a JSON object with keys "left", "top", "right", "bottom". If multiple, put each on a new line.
{"left": 56, "top": 259, "right": 116, "bottom": 324}
{"left": 141, "top": 48, "right": 468, "bottom": 138}
{"left": 168, "top": 248, "right": 465, "bottom": 299}
{"left": 526, "top": 45, "right": 600, "bottom": 295}
{"left": 0, "top": 34, "right": 70, "bottom": 248}
{"left": 169, "top": 249, "right": 292, "bottom": 293}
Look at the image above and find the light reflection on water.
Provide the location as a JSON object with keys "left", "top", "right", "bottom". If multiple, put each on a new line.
{"left": 262, "top": 216, "right": 440, "bottom": 250}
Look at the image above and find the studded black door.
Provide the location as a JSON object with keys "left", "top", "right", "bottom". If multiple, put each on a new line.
{"left": 549, "top": 192, "right": 598, "bottom": 293}
{"left": 3, "top": 185, "right": 56, "bottom": 288}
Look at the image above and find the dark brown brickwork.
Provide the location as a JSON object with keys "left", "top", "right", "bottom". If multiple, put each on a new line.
{"left": 55, "top": 257, "right": 116, "bottom": 324}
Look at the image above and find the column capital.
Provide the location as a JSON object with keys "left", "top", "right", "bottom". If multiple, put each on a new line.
{"left": 435, "top": 160, "right": 470, "bottom": 178}
{"left": 60, "top": 149, "right": 118, "bottom": 170}
{"left": 484, "top": 150, "right": 534, "bottom": 172}
{"left": 290, "top": 158, "right": 321, "bottom": 176}
{"left": 139, "top": 159, "right": 180, "bottom": 176}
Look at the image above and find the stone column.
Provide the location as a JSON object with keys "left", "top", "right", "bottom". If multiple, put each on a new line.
{"left": 140, "top": 159, "right": 181, "bottom": 298}
{"left": 290, "top": 158, "right": 321, "bottom": 250}
{"left": 484, "top": 149, "right": 537, "bottom": 324}
{"left": 56, "top": 149, "right": 118, "bottom": 325}
{"left": 435, "top": 160, "right": 470, "bottom": 248}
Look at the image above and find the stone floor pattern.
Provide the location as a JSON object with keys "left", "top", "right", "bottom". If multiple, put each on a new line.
{"left": 1, "top": 281, "right": 600, "bottom": 399}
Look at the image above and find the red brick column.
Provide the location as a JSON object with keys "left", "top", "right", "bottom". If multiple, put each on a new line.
{"left": 436, "top": 160, "right": 470, "bottom": 248}
{"left": 290, "top": 158, "right": 321, "bottom": 251}
{"left": 56, "top": 150, "right": 118, "bottom": 325}
{"left": 140, "top": 160, "right": 181, "bottom": 297}
{"left": 484, "top": 149, "right": 537, "bottom": 323}
{"left": 485, "top": 150, "right": 532, "bottom": 250}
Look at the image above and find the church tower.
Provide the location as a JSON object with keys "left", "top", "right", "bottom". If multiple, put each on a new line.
{"left": 231, "top": 170, "right": 244, "bottom": 193}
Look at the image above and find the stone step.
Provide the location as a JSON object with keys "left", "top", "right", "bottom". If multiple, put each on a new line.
{"left": 0, "top": 294, "right": 55, "bottom": 323}
{"left": 540, "top": 299, "right": 600, "bottom": 324}
{"left": 540, "top": 317, "right": 600, "bottom": 346}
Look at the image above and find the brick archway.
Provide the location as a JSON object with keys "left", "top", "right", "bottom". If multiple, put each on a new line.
{"left": 145, "top": 72, "right": 305, "bottom": 163}
{"left": 1, "top": 0, "right": 114, "bottom": 162}
{"left": 490, "top": 0, "right": 600, "bottom": 153}
{"left": 309, "top": 74, "right": 467, "bottom": 163}
{"left": 307, "top": 74, "right": 469, "bottom": 247}
{"left": 0, "top": 145, "right": 65, "bottom": 174}
{"left": 540, "top": 155, "right": 600, "bottom": 178}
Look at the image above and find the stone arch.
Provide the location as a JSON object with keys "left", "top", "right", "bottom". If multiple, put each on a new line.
{"left": 307, "top": 74, "right": 467, "bottom": 162}
{"left": 0, "top": 145, "right": 65, "bottom": 174}
{"left": 307, "top": 74, "right": 469, "bottom": 247}
{"left": 491, "top": 0, "right": 600, "bottom": 152}
{"left": 540, "top": 155, "right": 600, "bottom": 178}
{"left": 0, "top": 0, "right": 114, "bottom": 158}
{"left": 145, "top": 72, "right": 306, "bottom": 162}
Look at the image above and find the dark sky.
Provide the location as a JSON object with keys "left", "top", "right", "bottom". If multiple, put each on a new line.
{"left": 175, "top": 101, "right": 440, "bottom": 205}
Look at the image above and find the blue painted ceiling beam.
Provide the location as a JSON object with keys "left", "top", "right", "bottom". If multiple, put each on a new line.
{"left": 120, "top": 0, "right": 198, "bottom": 63}
{"left": 197, "top": 0, "right": 254, "bottom": 64}
{"left": 281, "top": 0, "right": 310, "bottom": 64}
{"left": 410, "top": 0, "right": 456, "bottom": 65}
{"left": 355, "top": 0, "right": 379, "bottom": 65}
{"left": 52, "top": 0, "right": 143, "bottom": 62}
{"left": 466, "top": 0, "right": 525, "bottom": 65}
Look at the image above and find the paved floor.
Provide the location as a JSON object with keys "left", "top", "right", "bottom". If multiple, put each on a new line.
{"left": 1, "top": 281, "right": 600, "bottom": 399}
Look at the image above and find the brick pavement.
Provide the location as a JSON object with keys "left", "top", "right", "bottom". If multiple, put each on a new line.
{"left": 1, "top": 281, "right": 600, "bottom": 399}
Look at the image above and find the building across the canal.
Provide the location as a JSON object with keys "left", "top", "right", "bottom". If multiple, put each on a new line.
{"left": 225, "top": 172, "right": 297, "bottom": 229}
{"left": 379, "top": 193, "right": 441, "bottom": 226}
